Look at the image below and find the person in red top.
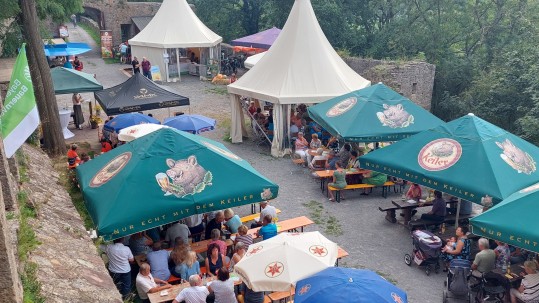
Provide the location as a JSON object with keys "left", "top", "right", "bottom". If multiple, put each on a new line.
{"left": 229, "top": 73, "right": 237, "bottom": 83}
{"left": 100, "top": 137, "right": 112, "bottom": 153}
{"left": 67, "top": 144, "right": 81, "bottom": 169}
{"left": 141, "top": 57, "right": 152, "bottom": 80}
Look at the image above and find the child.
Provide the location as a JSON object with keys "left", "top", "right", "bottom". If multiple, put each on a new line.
{"left": 234, "top": 225, "right": 253, "bottom": 247}
{"left": 443, "top": 236, "right": 457, "bottom": 252}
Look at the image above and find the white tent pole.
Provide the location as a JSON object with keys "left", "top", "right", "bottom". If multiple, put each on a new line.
{"left": 455, "top": 198, "right": 461, "bottom": 229}
{"left": 176, "top": 48, "right": 181, "bottom": 82}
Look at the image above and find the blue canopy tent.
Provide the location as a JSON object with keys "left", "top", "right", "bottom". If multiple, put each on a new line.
{"left": 44, "top": 42, "right": 92, "bottom": 56}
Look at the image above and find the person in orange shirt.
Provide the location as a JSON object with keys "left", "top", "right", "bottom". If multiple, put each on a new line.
{"left": 67, "top": 144, "right": 81, "bottom": 169}
{"left": 100, "top": 137, "right": 113, "bottom": 153}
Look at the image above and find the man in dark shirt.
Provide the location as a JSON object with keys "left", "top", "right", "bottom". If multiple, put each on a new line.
{"left": 141, "top": 57, "right": 152, "bottom": 80}
{"left": 205, "top": 211, "right": 224, "bottom": 240}
{"left": 420, "top": 190, "right": 446, "bottom": 222}
{"left": 132, "top": 56, "right": 140, "bottom": 74}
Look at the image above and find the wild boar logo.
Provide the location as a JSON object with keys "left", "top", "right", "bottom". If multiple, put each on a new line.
{"left": 496, "top": 139, "right": 536, "bottom": 175}
{"left": 377, "top": 104, "right": 414, "bottom": 128}
{"left": 155, "top": 155, "right": 213, "bottom": 198}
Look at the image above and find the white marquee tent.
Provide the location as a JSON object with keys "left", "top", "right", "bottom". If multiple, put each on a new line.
{"left": 227, "top": 0, "right": 370, "bottom": 156}
{"left": 129, "top": 0, "right": 222, "bottom": 82}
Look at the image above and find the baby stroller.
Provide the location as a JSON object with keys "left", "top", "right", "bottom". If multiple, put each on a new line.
{"left": 443, "top": 259, "right": 473, "bottom": 302}
{"left": 404, "top": 230, "right": 442, "bottom": 275}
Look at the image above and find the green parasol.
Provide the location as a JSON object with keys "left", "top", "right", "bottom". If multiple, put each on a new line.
{"left": 471, "top": 183, "right": 539, "bottom": 253}
{"left": 51, "top": 67, "right": 103, "bottom": 94}
{"left": 358, "top": 113, "right": 539, "bottom": 204}
{"left": 307, "top": 83, "right": 444, "bottom": 142}
{"left": 76, "top": 128, "right": 279, "bottom": 240}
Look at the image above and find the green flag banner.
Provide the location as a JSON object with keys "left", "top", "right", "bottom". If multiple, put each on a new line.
{"left": 0, "top": 44, "right": 40, "bottom": 157}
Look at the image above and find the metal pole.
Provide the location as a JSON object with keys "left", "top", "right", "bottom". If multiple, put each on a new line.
{"left": 455, "top": 198, "right": 462, "bottom": 229}
{"left": 176, "top": 48, "right": 181, "bottom": 82}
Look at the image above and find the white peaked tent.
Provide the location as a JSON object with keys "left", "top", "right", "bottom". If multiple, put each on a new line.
{"left": 129, "top": 0, "right": 222, "bottom": 82}
{"left": 227, "top": 0, "right": 371, "bottom": 157}
{"left": 244, "top": 51, "right": 266, "bottom": 69}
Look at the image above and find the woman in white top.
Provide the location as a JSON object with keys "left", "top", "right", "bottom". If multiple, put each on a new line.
{"left": 308, "top": 148, "right": 327, "bottom": 169}
{"left": 208, "top": 267, "right": 237, "bottom": 303}
{"left": 229, "top": 242, "right": 246, "bottom": 271}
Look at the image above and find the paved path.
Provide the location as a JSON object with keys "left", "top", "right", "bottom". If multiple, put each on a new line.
{"left": 60, "top": 24, "right": 464, "bottom": 302}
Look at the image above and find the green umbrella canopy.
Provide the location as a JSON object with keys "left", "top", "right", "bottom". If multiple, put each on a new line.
{"left": 471, "top": 183, "right": 539, "bottom": 253}
{"left": 76, "top": 128, "right": 279, "bottom": 240}
{"left": 307, "top": 83, "right": 444, "bottom": 142}
{"left": 51, "top": 67, "right": 103, "bottom": 94}
{"left": 359, "top": 113, "right": 539, "bottom": 204}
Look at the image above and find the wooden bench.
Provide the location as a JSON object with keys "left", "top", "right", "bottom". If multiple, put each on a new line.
{"left": 408, "top": 213, "right": 476, "bottom": 230}
{"left": 268, "top": 287, "right": 295, "bottom": 302}
{"left": 240, "top": 209, "right": 282, "bottom": 223}
{"left": 379, "top": 204, "right": 399, "bottom": 223}
{"left": 328, "top": 181, "right": 395, "bottom": 202}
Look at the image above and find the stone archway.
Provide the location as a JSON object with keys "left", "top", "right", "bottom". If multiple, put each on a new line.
{"left": 82, "top": 6, "right": 105, "bottom": 29}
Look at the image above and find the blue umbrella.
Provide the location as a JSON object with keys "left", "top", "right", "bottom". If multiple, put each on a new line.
{"left": 163, "top": 114, "right": 216, "bottom": 134}
{"left": 44, "top": 42, "right": 92, "bottom": 56}
{"left": 104, "top": 113, "right": 160, "bottom": 133}
{"left": 295, "top": 268, "right": 408, "bottom": 303}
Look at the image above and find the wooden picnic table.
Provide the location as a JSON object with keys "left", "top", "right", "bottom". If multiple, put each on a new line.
{"left": 336, "top": 246, "right": 349, "bottom": 266}
{"left": 315, "top": 168, "right": 368, "bottom": 193}
{"left": 148, "top": 275, "right": 242, "bottom": 303}
{"left": 268, "top": 286, "right": 295, "bottom": 302}
{"left": 491, "top": 264, "right": 525, "bottom": 284}
{"left": 135, "top": 239, "right": 234, "bottom": 266}
{"left": 246, "top": 216, "right": 314, "bottom": 238}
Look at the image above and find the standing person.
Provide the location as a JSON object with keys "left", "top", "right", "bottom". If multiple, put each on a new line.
{"left": 510, "top": 261, "right": 539, "bottom": 303}
{"left": 165, "top": 220, "right": 190, "bottom": 246}
{"left": 185, "top": 214, "right": 204, "bottom": 242}
{"left": 494, "top": 241, "right": 511, "bottom": 269}
{"left": 73, "top": 56, "right": 83, "bottom": 71}
{"left": 141, "top": 57, "right": 152, "bottom": 80}
{"left": 70, "top": 14, "right": 77, "bottom": 27}
{"left": 172, "top": 274, "right": 209, "bottom": 303}
{"left": 101, "top": 238, "right": 135, "bottom": 300}
{"left": 135, "top": 263, "right": 172, "bottom": 303}
{"left": 132, "top": 56, "right": 140, "bottom": 74}
{"left": 120, "top": 43, "right": 128, "bottom": 63}
{"left": 72, "top": 93, "right": 84, "bottom": 129}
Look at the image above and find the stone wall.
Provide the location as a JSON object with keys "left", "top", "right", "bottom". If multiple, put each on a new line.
{"left": 22, "top": 145, "right": 122, "bottom": 302}
{"left": 343, "top": 57, "right": 436, "bottom": 110}
{"left": 80, "top": 16, "right": 100, "bottom": 35}
{"left": 82, "top": 0, "right": 161, "bottom": 46}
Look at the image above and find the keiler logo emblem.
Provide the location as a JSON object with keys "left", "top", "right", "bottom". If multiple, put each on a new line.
{"left": 418, "top": 139, "right": 462, "bottom": 171}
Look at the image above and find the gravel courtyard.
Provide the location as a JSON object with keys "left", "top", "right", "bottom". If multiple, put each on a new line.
{"left": 59, "top": 24, "right": 456, "bottom": 302}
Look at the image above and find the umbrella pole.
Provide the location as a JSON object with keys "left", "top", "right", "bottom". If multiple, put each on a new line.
{"left": 176, "top": 48, "right": 181, "bottom": 82}
{"left": 454, "top": 198, "right": 461, "bottom": 229}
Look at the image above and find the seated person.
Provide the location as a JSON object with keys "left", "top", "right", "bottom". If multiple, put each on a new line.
{"left": 510, "top": 261, "right": 539, "bottom": 303}
{"left": 257, "top": 215, "right": 277, "bottom": 240}
{"left": 235, "top": 225, "right": 253, "bottom": 246}
{"left": 309, "top": 133, "right": 322, "bottom": 149}
{"left": 406, "top": 183, "right": 422, "bottom": 201}
{"left": 207, "top": 229, "right": 227, "bottom": 256}
{"left": 136, "top": 263, "right": 172, "bottom": 303}
{"left": 361, "top": 170, "right": 387, "bottom": 186}
{"left": 327, "top": 162, "right": 347, "bottom": 202}
{"left": 172, "top": 274, "right": 209, "bottom": 303}
{"left": 346, "top": 150, "right": 361, "bottom": 169}
{"left": 205, "top": 243, "right": 226, "bottom": 277}
{"left": 471, "top": 238, "right": 496, "bottom": 278}
{"left": 67, "top": 144, "right": 81, "bottom": 169}
{"left": 146, "top": 242, "right": 171, "bottom": 281}
{"left": 308, "top": 148, "right": 327, "bottom": 169}
{"left": 326, "top": 136, "right": 339, "bottom": 151}
{"left": 510, "top": 246, "right": 529, "bottom": 264}
{"left": 229, "top": 241, "right": 246, "bottom": 270}
{"left": 307, "top": 121, "right": 322, "bottom": 138}
{"left": 419, "top": 190, "right": 446, "bottom": 223}
{"left": 294, "top": 132, "right": 309, "bottom": 161}
{"left": 205, "top": 211, "right": 224, "bottom": 240}
{"left": 290, "top": 121, "right": 300, "bottom": 140}
{"left": 177, "top": 251, "right": 200, "bottom": 281}
{"left": 441, "top": 226, "right": 471, "bottom": 269}
{"left": 328, "top": 144, "right": 351, "bottom": 170}
{"left": 253, "top": 108, "right": 266, "bottom": 126}
{"left": 223, "top": 208, "right": 242, "bottom": 233}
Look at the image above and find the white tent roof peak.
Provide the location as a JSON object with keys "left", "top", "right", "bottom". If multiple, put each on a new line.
{"left": 227, "top": 0, "right": 370, "bottom": 104}
{"left": 129, "top": 0, "right": 222, "bottom": 48}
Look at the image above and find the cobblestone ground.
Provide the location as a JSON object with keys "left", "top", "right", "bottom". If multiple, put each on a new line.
{"left": 60, "top": 24, "right": 463, "bottom": 302}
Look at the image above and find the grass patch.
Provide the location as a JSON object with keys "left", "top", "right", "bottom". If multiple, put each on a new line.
{"left": 103, "top": 58, "right": 121, "bottom": 64}
{"left": 220, "top": 116, "right": 232, "bottom": 143}
{"left": 21, "top": 262, "right": 45, "bottom": 303}
{"left": 15, "top": 150, "right": 46, "bottom": 303}
{"left": 205, "top": 86, "right": 228, "bottom": 96}
{"left": 78, "top": 23, "right": 99, "bottom": 45}
{"left": 301, "top": 200, "right": 343, "bottom": 236}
